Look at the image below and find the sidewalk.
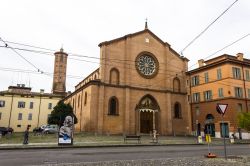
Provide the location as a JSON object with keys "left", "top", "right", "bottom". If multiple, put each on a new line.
{"left": 0, "top": 135, "right": 249, "bottom": 150}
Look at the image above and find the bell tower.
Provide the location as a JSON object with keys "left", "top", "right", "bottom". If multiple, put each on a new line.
{"left": 52, "top": 48, "right": 68, "bottom": 95}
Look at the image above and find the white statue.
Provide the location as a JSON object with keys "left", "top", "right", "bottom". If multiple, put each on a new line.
{"left": 59, "top": 116, "right": 73, "bottom": 140}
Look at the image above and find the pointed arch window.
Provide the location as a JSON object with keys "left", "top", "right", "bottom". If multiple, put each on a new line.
{"left": 110, "top": 68, "right": 119, "bottom": 85}
{"left": 108, "top": 96, "right": 119, "bottom": 115}
{"left": 174, "top": 102, "right": 182, "bottom": 119}
{"left": 173, "top": 77, "right": 180, "bottom": 92}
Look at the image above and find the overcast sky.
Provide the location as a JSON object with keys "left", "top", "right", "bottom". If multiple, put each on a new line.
{"left": 0, "top": 0, "right": 249, "bottom": 93}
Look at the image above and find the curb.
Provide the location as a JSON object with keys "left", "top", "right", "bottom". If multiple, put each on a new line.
{"left": 0, "top": 143, "right": 205, "bottom": 150}
{"left": 1, "top": 142, "right": 249, "bottom": 150}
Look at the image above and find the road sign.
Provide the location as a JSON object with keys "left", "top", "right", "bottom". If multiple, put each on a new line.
{"left": 216, "top": 104, "right": 228, "bottom": 116}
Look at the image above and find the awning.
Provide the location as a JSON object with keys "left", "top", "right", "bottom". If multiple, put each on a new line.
{"left": 138, "top": 109, "right": 158, "bottom": 112}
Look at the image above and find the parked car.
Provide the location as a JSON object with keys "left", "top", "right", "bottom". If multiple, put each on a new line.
{"left": 33, "top": 125, "right": 47, "bottom": 135}
{"left": 0, "top": 127, "right": 14, "bottom": 136}
{"left": 43, "top": 125, "right": 58, "bottom": 134}
{"left": 33, "top": 127, "right": 43, "bottom": 134}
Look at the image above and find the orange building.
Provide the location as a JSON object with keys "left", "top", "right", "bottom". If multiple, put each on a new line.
{"left": 187, "top": 53, "right": 250, "bottom": 139}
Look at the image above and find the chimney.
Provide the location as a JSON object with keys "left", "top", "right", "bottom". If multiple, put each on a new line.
{"left": 198, "top": 59, "right": 204, "bottom": 67}
{"left": 236, "top": 53, "right": 243, "bottom": 61}
{"left": 40, "top": 89, "right": 44, "bottom": 94}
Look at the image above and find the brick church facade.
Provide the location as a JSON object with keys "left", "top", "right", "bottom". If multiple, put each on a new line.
{"left": 63, "top": 25, "right": 191, "bottom": 135}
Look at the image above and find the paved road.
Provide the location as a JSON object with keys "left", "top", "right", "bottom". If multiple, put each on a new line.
{"left": 1, "top": 144, "right": 249, "bottom": 166}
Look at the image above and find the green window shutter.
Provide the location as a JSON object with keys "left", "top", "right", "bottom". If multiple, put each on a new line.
{"left": 246, "top": 70, "right": 250, "bottom": 80}
{"left": 232, "top": 67, "right": 236, "bottom": 78}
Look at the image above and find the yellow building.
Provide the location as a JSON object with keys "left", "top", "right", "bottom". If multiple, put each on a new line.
{"left": 187, "top": 53, "right": 250, "bottom": 139}
{"left": 63, "top": 24, "right": 191, "bottom": 135}
{"left": 0, "top": 84, "right": 63, "bottom": 132}
{"left": 0, "top": 49, "right": 67, "bottom": 132}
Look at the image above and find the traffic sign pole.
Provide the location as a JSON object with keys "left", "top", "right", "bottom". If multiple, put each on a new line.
{"left": 216, "top": 103, "right": 228, "bottom": 160}
{"left": 221, "top": 115, "right": 227, "bottom": 160}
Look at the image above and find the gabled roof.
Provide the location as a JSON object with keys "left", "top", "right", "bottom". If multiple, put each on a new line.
{"left": 98, "top": 28, "right": 188, "bottom": 61}
{"left": 98, "top": 28, "right": 170, "bottom": 47}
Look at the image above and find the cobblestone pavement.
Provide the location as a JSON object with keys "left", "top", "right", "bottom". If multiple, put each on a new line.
{"left": 38, "top": 156, "right": 250, "bottom": 166}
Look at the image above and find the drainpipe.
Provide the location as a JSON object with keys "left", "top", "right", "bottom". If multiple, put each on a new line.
{"left": 8, "top": 94, "right": 14, "bottom": 128}
{"left": 189, "top": 74, "right": 194, "bottom": 133}
{"left": 241, "top": 65, "right": 248, "bottom": 113}
{"left": 37, "top": 93, "right": 42, "bottom": 127}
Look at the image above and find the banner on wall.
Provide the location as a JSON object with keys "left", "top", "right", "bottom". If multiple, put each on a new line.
{"left": 58, "top": 116, "right": 74, "bottom": 145}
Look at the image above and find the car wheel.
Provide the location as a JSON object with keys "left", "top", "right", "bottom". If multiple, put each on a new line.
{"left": 45, "top": 131, "right": 49, "bottom": 134}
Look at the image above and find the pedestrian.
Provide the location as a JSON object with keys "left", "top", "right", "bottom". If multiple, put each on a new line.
{"left": 23, "top": 126, "right": 30, "bottom": 145}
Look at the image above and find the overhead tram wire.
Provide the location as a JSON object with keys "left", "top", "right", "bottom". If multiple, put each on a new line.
{"left": 3, "top": 40, "right": 187, "bottom": 68}
{"left": 1, "top": 41, "right": 248, "bottom": 88}
{"left": 4, "top": 40, "right": 57, "bottom": 52}
{"left": 0, "top": 58, "right": 245, "bottom": 90}
{"left": 3, "top": 39, "right": 192, "bottom": 76}
{"left": 1, "top": 43, "right": 246, "bottom": 88}
{"left": 0, "top": 44, "right": 186, "bottom": 84}
{"left": 0, "top": 55, "right": 185, "bottom": 90}
{"left": 2, "top": 39, "right": 194, "bottom": 76}
{"left": 4, "top": 43, "right": 188, "bottom": 83}
{"left": 167, "top": 32, "right": 250, "bottom": 72}
{"left": 0, "top": 61, "right": 245, "bottom": 91}
{"left": 0, "top": 44, "right": 186, "bottom": 76}
{"left": 188, "top": 33, "right": 250, "bottom": 70}
{"left": 0, "top": 43, "right": 195, "bottom": 76}
{"left": 0, "top": 65, "right": 174, "bottom": 90}
{"left": 0, "top": 45, "right": 55, "bottom": 55}
{"left": 3, "top": 38, "right": 249, "bottom": 88}
{"left": 3, "top": 40, "right": 135, "bottom": 63}
{"left": 77, "top": 55, "right": 246, "bottom": 90}
{"left": 4, "top": 38, "right": 247, "bottom": 78}
{"left": 180, "top": 0, "right": 239, "bottom": 55}
{"left": 0, "top": 66, "right": 83, "bottom": 79}
{"left": 0, "top": 37, "right": 44, "bottom": 74}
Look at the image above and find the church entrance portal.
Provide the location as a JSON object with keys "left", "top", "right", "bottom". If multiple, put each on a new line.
{"left": 136, "top": 95, "right": 159, "bottom": 134}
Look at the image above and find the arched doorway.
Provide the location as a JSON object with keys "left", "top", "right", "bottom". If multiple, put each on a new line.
{"left": 140, "top": 111, "right": 153, "bottom": 133}
{"left": 204, "top": 114, "right": 215, "bottom": 137}
{"left": 135, "top": 95, "right": 160, "bottom": 134}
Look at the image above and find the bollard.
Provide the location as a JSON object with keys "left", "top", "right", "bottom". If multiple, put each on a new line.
{"left": 230, "top": 134, "right": 235, "bottom": 143}
{"left": 198, "top": 135, "right": 203, "bottom": 144}
{"left": 152, "top": 130, "right": 158, "bottom": 143}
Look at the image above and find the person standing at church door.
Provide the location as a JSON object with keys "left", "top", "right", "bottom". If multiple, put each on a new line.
{"left": 23, "top": 126, "right": 30, "bottom": 145}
